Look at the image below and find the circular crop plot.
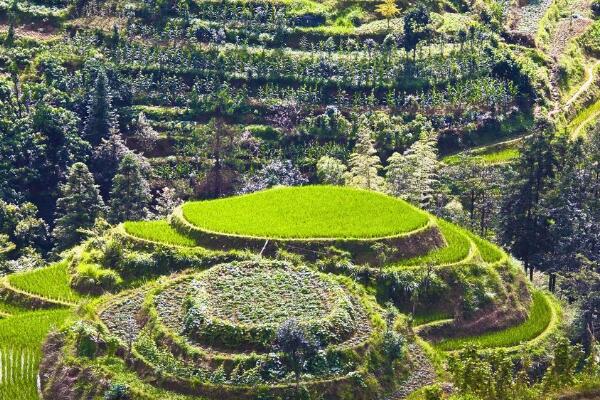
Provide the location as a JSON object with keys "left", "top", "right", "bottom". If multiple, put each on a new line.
{"left": 181, "top": 185, "right": 429, "bottom": 239}
{"left": 154, "top": 261, "right": 365, "bottom": 350}
{"left": 95, "top": 260, "right": 398, "bottom": 399}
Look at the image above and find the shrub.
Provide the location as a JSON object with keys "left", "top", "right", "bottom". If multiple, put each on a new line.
{"left": 103, "top": 383, "right": 130, "bottom": 400}
{"left": 101, "top": 238, "right": 124, "bottom": 268}
{"left": 72, "top": 321, "right": 98, "bottom": 358}
{"left": 381, "top": 329, "right": 405, "bottom": 361}
{"left": 71, "top": 263, "right": 122, "bottom": 294}
{"left": 423, "top": 385, "right": 443, "bottom": 400}
{"left": 593, "top": 0, "right": 600, "bottom": 18}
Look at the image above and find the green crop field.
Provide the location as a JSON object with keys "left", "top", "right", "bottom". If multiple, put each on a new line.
{"left": 124, "top": 220, "right": 197, "bottom": 247}
{"left": 393, "top": 220, "right": 472, "bottom": 267}
{"left": 0, "top": 309, "right": 72, "bottom": 400}
{"left": 182, "top": 186, "right": 429, "bottom": 239}
{"left": 8, "top": 262, "right": 83, "bottom": 303}
{"left": 435, "top": 291, "right": 553, "bottom": 351}
{"left": 466, "top": 232, "right": 505, "bottom": 263}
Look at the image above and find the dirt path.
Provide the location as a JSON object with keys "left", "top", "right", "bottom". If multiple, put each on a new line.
{"left": 564, "top": 60, "right": 600, "bottom": 110}
{"left": 385, "top": 343, "right": 436, "bottom": 400}
{"left": 0, "top": 22, "right": 62, "bottom": 41}
{"left": 547, "top": 0, "right": 593, "bottom": 111}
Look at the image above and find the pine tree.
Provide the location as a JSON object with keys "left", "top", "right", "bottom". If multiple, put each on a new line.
{"left": 92, "top": 128, "right": 130, "bottom": 198}
{"left": 151, "top": 187, "right": 182, "bottom": 218}
{"left": 134, "top": 112, "right": 159, "bottom": 153}
{"left": 316, "top": 156, "right": 346, "bottom": 185}
{"left": 345, "top": 123, "right": 384, "bottom": 191}
{"left": 386, "top": 130, "right": 438, "bottom": 208}
{"left": 84, "top": 68, "right": 115, "bottom": 145}
{"left": 53, "top": 163, "right": 105, "bottom": 251}
{"left": 500, "top": 127, "right": 561, "bottom": 280}
{"left": 109, "top": 154, "right": 151, "bottom": 223}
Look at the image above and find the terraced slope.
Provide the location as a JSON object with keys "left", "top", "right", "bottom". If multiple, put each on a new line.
{"left": 0, "top": 264, "right": 78, "bottom": 400}
{"left": 0, "top": 189, "right": 558, "bottom": 400}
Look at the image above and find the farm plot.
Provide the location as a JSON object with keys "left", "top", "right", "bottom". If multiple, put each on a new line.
{"left": 182, "top": 186, "right": 429, "bottom": 239}
{"left": 123, "top": 220, "right": 197, "bottom": 247}
{"left": 0, "top": 309, "right": 72, "bottom": 400}
{"left": 434, "top": 291, "right": 555, "bottom": 351}
{"left": 7, "top": 262, "right": 82, "bottom": 304}
{"left": 392, "top": 220, "right": 473, "bottom": 268}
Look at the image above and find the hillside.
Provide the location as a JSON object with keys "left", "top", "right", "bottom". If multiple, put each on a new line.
{"left": 1, "top": 0, "right": 600, "bottom": 398}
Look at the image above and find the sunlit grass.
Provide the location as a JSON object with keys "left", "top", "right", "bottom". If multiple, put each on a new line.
{"left": 8, "top": 262, "right": 82, "bottom": 303}
{"left": 435, "top": 291, "right": 552, "bottom": 351}
{"left": 568, "top": 98, "right": 600, "bottom": 138}
{"left": 183, "top": 186, "right": 429, "bottom": 239}
{"left": 443, "top": 145, "right": 520, "bottom": 165}
{"left": 0, "top": 299, "right": 28, "bottom": 316}
{"left": 413, "top": 311, "right": 453, "bottom": 326}
{"left": 124, "top": 220, "right": 197, "bottom": 247}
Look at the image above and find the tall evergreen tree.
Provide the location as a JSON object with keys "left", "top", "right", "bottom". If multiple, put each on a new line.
{"left": 53, "top": 163, "right": 105, "bottom": 251}
{"left": 500, "top": 125, "right": 565, "bottom": 280}
{"left": 134, "top": 112, "right": 159, "bottom": 154}
{"left": 92, "top": 128, "right": 130, "bottom": 198}
{"left": 109, "top": 154, "right": 151, "bottom": 223}
{"left": 151, "top": 187, "right": 182, "bottom": 219}
{"left": 386, "top": 130, "right": 438, "bottom": 208}
{"left": 84, "top": 68, "right": 115, "bottom": 145}
{"left": 345, "top": 123, "right": 384, "bottom": 191}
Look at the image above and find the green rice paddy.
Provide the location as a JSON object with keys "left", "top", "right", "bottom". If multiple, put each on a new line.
{"left": 435, "top": 291, "right": 553, "bottom": 351}
{"left": 466, "top": 232, "right": 505, "bottom": 263}
{"left": 182, "top": 186, "right": 429, "bottom": 239}
{"left": 8, "top": 262, "right": 83, "bottom": 303}
{"left": 393, "top": 220, "right": 472, "bottom": 267}
{"left": 124, "top": 220, "right": 197, "bottom": 247}
{"left": 0, "top": 309, "right": 72, "bottom": 400}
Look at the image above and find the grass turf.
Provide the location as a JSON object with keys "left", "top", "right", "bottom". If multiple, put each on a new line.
{"left": 124, "top": 220, "right": 197, "bottom": 247}
{"left": 182, "top": 186, "right": 429, "bottom": 239}
{"left": 8, "top": 262, "right": 83, "bottom": 303}
{"left": 435, "top": 291, "right": 552, "bottom": 351}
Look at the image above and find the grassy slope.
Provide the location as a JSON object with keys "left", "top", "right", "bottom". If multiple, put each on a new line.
{"left": 124, "top": 220, "right": 197, "bottom": 247}
{"left": 435, "top": 291, "right": 553, "bottom": 351}
{"left": 182, "top": 186, "right": 429, "bottom": 239}
{"left": 465, "top": 231, "right": 505, "bottom": 263}
{"left": 8, "top": 262, "right": 83, "bottom": 303}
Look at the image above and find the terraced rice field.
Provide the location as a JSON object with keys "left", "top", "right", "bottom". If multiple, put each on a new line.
{"left": 8, "top": 262, "right": 82, "bottom": 304}
{"left": 0, "top": 309, "right": 72, "bottom": 400}
{"left": 182, "top": 186, "right": 429, "bottom": 239}
{"left": 393, "top": 221, "right": 472, "bottom": 267}
{"left": 435, "top": 291, "right": 554, "bottom": 351}
{"left": 124, "top": 220, "right": 197, "bottom": 247}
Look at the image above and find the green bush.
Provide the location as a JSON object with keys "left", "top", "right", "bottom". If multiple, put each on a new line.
{"left": 71, "top": 263, "right": 122, "bottom": 294}
{"left": 592, "top": 0, "right": 600, "bottom": 18}
{"left": 103, "top": 383, "right": 130, "bottom": 400}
